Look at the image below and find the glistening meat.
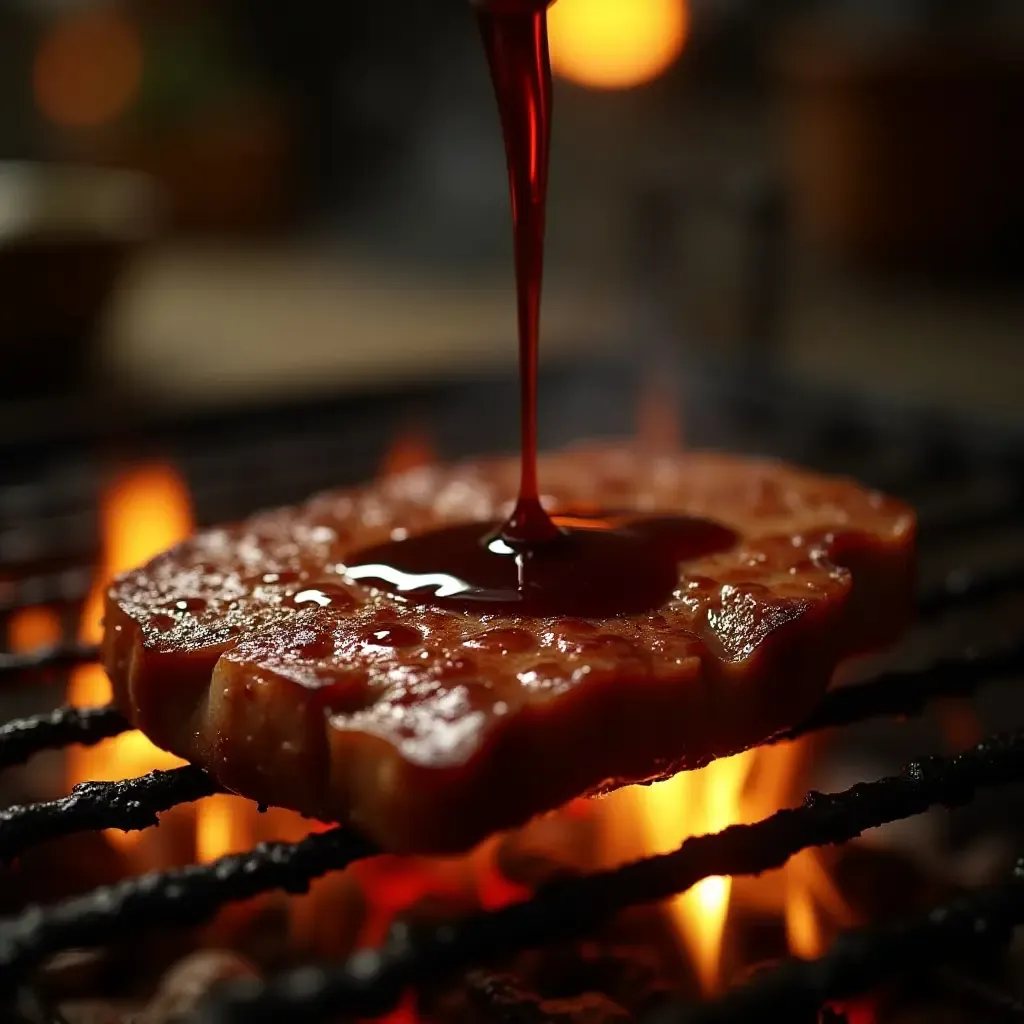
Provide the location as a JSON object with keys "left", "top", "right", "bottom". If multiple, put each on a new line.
{"left": 102, "top": 446, "right": 916, "bottom": 853}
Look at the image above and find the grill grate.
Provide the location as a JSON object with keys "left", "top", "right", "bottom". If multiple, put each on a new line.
{"left": 0, "top": 823, "right": 379, "bottom": 991}
{"left": 0, "top": 356, "right": 1022, "bottom": 1023}
{"left": 191, "top": 728, "right": 1024, "bottom": 1024}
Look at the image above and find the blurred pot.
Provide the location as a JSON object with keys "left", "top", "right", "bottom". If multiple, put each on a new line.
{"left": 0, "top": 163, "right": 157, "bottom": 397}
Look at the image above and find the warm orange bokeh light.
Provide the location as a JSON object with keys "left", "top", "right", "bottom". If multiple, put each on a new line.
{"left": 68, "top": 464, "right": 193, "bottom": 851}
{"left": 7, "top": 606, "right": 62, "bottom": 652}
{"left": 548, "top": 0, "right": 688, "bottom": 91}
{"left": 34, "top": 12, "right": 143, "bottom": 129}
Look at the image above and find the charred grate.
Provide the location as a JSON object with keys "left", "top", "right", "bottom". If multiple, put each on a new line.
{"left": 0, "top": 357, "right": 1022, "bottom": 1023}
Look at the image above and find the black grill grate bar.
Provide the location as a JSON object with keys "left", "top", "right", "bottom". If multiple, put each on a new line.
{"left": 917, "top": 564, "right": 1024, "bottom": 619}
{"left": 0, "top": 766, "right": 218, "bottom": 863}
{"left": 0, "top": 517, "right": 98, "bottom": 571}
{"left": 3, "top": 640, "right": 1020, "bottom": 851}
{"left": 0, "top": 644, "right": 99, "bottom": 683}
{"left": 916, "top": 496, "right": 1024, "bottom": 542}
{"left": 0, "top": 824, "right": 380, "bottom": 994}
{"left": 648, "top": 864, "right": 1024, "bottom": 1024}
{"left": 772, "top": 639, "right": 1024, "bottom": 745}
{"left": 196, "top": 727, "right": 1024, "bottom": 1024}
{"left": 0, "top": 568, "right": 91, "bottom": 615}
{"left": 0, "top": 705, "right": 127, "bottom": 772}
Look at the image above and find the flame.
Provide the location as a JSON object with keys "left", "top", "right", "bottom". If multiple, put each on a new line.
{"left": 7, "top": 606, "right": 62, "bottom": 652}
{"left": 381, "top": 425, "right": 436, "bottom": 477}
{"left": 68, "top": 464, "right": 193, "bottom": 853}
{"left": 548, "top": 0, "right": 689, "bottom": 91}
{"left": 636, "top": 375, "right": 683, "bottom": 457}
{"left": 34, "top": 11, "right": 143, "bottom": 129}
{"left": 196, "top": 795, "right": 257, "bottom": 864}
{"left": 608, "top": 754, "right": 756, "bottom": 992}
{"left": 602, "top": 737, "right": 850, "bottom": 991}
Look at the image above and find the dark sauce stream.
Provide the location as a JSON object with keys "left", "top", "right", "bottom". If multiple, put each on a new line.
{"left": 345, "top": 0, "right": 737, "bottom": 618}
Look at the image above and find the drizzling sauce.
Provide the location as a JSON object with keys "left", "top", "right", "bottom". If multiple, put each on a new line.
{"left": 344, "top": 0, "right": 738, "bottom": 617}
{"left": 476, "top": 0, "right": 559, "bottom": 546}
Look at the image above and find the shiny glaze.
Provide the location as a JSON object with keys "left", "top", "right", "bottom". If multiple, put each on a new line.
{"left": 344, "top": 514, "right": 738, "bottom": 618}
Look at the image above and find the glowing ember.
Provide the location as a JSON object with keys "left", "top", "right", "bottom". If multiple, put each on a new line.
{"left": 548, "top": 0, "right": 689, "bottom": 91}
{"left": 67, "top": 464, "right": 193, "bottom": 854}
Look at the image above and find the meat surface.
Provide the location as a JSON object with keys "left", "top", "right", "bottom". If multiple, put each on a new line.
{"left": 103, "top": 447, "right": 915, "bottom": 853}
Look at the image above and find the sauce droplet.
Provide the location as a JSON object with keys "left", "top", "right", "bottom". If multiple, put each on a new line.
{"left": 360, "top": 623, "right": 423, "bottom": 649}
{"left": 291, "top": 583, "right": 356, "bottom": 611}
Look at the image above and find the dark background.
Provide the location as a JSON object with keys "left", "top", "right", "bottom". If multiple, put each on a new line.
{"left": 1, "top": 0, "right": 1022, "bottom": 425}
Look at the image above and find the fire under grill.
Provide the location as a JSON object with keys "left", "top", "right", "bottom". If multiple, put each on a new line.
{"left": 1, "top": 355, "right": 1023, "bottom": 1024}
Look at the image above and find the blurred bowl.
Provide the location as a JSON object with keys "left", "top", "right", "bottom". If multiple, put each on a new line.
{"left": 0, "top": 162, "right": 158, "bottom": 397}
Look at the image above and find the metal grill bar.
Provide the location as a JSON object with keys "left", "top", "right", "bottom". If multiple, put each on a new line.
{"left": 917, "top": 497, "right": 1024, "bottom": 541}
{"left": 197, "top": 728, "right": 1024, "bottom": 1024}
{"left": 0, "top": 644, "right": 98, "bottom": 683}
{"left": 0, "top": 706, "right": 126, "bottom": 771}
{"left": 0, "top": 568, "right": 91, "bottom": 616}
{"left": 0, "top": 825, "right": 380, "bottom": 993}
{"left": 918, "top": 564, "right": 1024, "bottom": 619}
{"left": 773, "top": 639, "right": 1024, "bottom": 745}
{"left": 650, "top": 864, "right": 1024, "bottom": 1024}
{"left": 0, "top": 766, "right": 217, "bottom": 862}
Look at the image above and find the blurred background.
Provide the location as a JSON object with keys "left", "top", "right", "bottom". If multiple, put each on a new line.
{"left": 0, "top": 0, "right": 1022, "bottom": 425}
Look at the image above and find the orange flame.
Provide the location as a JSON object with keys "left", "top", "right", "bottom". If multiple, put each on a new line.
{"left": 7, "top": 606, "right": 62, "bottom": 652}
{"left": 548, "top": 0, "right": 689, "bottom": 91}
{"left": 601, "top": 737, "right": 849, "bottom": 991}
{"left": 67, "top": 464, "right": 193, "bottom": 855}
{"left": 601, "top": 753, "right": 755, "bottom": 992}
{"left": 380, "top": 425, "right": 436, "bottom": 477}
{"left": 196, "top": 795, "right": 257, "bottom": 864}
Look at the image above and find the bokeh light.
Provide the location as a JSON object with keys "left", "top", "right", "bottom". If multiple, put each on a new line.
{"left": 34, "top": 11, "right": 143, "bottom": 128}
{"left": 548, "top": 0, "right": 688, "bottom": 91}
